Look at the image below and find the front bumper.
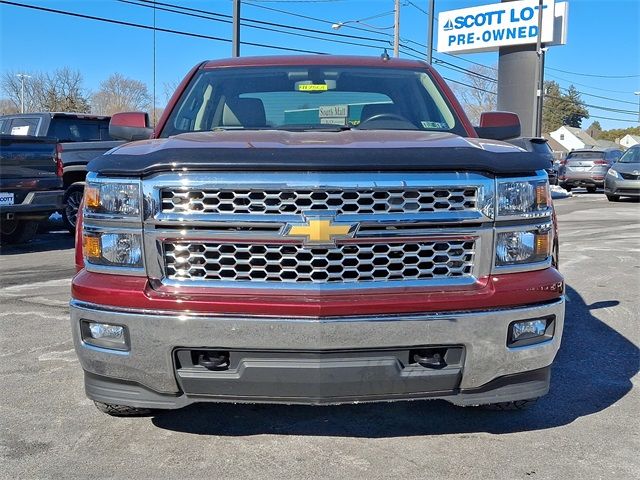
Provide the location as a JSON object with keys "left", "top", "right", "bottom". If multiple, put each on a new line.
{"left": 604, "top": 176, "right": 640, "bottom": 197}
{"left": 70, "top": 297, "right": 565, "bottom": 407}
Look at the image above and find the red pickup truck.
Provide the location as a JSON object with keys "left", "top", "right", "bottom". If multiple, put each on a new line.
{"left": 70, "top": 55, "right": 564, "bottom": 416}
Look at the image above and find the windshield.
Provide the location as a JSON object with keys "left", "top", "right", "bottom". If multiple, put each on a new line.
{"left": 161, "top": 66, "right": 464, "bottom": 137}
{"left": 618, "top": 146, "right": 640, "bottom": 163}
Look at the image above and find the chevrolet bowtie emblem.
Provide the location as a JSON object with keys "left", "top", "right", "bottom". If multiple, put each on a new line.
{"left": 286, "top": 217, "right": 356, "bottom": 244}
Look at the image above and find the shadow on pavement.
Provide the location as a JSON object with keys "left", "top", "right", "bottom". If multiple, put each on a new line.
{"left": 151, "top": 285, "right": 638, "bottom": 436}
{"left": 0, "top": 230, "right": 74, "bottom": 256}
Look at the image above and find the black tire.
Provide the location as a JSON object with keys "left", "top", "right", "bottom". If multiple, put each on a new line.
{"left": 586, "top": 186, "right": 597, "bottom": 193}
{"left": 62, "top": 184, "right": 84, "bottom": 234}
{"left": 0, "top": 219, "right": 39, "bottom": 244}
{"left": 481, "top": 398, "right": 538, "bottom": 411}
{"left": 561, "top": 185, "right": 572, "bottom": 192}
{"left": 94, "top": 401, "right": 153, "bottom": 417}
{"left": 606, "top": 194, "right": 620, "bottom": 202}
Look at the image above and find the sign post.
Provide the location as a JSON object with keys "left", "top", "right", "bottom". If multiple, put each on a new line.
{"left": 437, "top": 0, "right": 567, "bottom": 137}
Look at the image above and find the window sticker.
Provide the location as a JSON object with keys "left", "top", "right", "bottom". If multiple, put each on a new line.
{"left": 421, "top": 121, "right": 448, "bottom": 129}
{"left": 297, "top": 84, "right": 328, "bottom": 92}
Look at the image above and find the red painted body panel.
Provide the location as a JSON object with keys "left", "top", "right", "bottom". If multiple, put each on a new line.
{"left": 72, "top": 269, "right": 563, "bottom": 317}
{"left": 479, "top": 111, "right": 520, "bottom": 128}
{"left": 202, "top": 55, "right": 428, "bottom": 70}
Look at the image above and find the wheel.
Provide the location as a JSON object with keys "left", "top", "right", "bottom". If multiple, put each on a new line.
{"left": 561, "top": 185, "right": 572, "bottom": 192}
{"left": 0, "top": 219, "right": 39, "bottom": 244}
{"left": 606, "top": 194, "right": 620, "bottom": 202}
{"left": 94, "top": 401, "right": 153, "bottom": 417}
{"left": 481, "top": 398, "right": 538, "bottom": 411}
{"left": 62, "top": 184, "right": 85, "bottom": 234}
{"left": 586, "top": 186, "right": 597, "bottom": 193}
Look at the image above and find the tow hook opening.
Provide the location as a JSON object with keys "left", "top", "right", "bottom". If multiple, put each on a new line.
{"left": 410, "top": 347, "right": 459, "bottom": 369}
{"left": 196, "top": 351, "right": 230, "bottom": 371}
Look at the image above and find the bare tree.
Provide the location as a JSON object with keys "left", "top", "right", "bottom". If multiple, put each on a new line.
{"left": 0, "top": 98, "right": 19, "bottom": 115}
{"left": 453, "top": 65, "right": 497, "bottom": 125}
{"left": 91, "top": 73, "right": 151, "bottom": 116}
{"left": 1, "top": 68, "right": 90, "bottom": 113}
{"left": 163, "top": 80, "right": 180, "bottom": 103}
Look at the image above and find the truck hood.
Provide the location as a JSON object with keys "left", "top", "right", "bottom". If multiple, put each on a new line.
{"left": 89, "top": 129, "right": 547, "bottom": 176}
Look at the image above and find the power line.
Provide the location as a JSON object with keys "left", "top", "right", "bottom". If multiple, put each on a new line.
{"left": 544, "top": 94, "right": 639, "bottom": 116}
{"left": 0, "top": 0, "right": 326, "bottom": 54}
{"left": 545, "top": 66, "right": 640, "bottom": 79}
{"left": 118, "top": 0, "right": 392, "bottom": 51}
{"left": 588, "top": 114, "right": 639, "bottom": 124}
{"left": 244, "top": 0, "right": 401, "bottom": 40}
{"left": 406, "top": 1, "right": 429, "bottom": 16}
{"left": 131, "top": 0, "right": 393, "bottom": 44}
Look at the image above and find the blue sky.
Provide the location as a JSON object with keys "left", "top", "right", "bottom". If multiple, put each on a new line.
{"left": 0, "top": 0, "right": 638, "bottom": 130}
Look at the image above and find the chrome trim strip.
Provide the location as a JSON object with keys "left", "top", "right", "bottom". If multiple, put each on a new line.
{"left": 70, "top": 297, "right": 565, "bottom": 322}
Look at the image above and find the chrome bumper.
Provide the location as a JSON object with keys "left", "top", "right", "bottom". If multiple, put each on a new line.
{"left": 70, "top": 297, "right": 565, "bottom": 402}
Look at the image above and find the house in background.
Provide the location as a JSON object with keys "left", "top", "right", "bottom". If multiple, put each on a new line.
{"left": 549, "top": 126, "right": 598, "bottom": 151}
{"left": 542, "top": 134, "right": 568, "bottom": 160}
{"left": 619, "top": 134, "right": 640, "bottom": 149}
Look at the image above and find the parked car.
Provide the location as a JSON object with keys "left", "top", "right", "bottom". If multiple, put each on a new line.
{"left": 0, "top": 135, "right": 63, "bottom": 244}
{"left": 558, "top": 147, "right": 624, "bottom": 192}
{"left": 0, "top": 112, "right": 124, "bottom": 232}
{"left": 506, "top": 137, "right": 557, "bottom": 185}
{"left": 604, "top": 144, "right": 640, "bottom": 201}
{"left": 70, "top": 55, "right": 563, "bottom": 416}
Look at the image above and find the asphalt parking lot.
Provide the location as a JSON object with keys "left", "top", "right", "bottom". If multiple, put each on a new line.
{"left": 1, "top": 191, "right": 638, "bottom": 480}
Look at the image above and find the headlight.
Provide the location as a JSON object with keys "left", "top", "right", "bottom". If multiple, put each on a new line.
{"left": 83, "top": 232, "right": 143, "bottom": 267}
{"left": 607, "top": 169, "right": 619, "bottom": 178}
{"left": 84, "top": 181, "right": 140, "bottom": 217}
{"left": 496, "top": 229, "right": 551, "bottom": 266}
{"left": 497, "top": 180, "right": 550, "bottom": 218}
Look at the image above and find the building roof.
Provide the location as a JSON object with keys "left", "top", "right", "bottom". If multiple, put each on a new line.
{"left": 563, "top": 126, "right": 598, "bottom": 147}
{"left": 596, "top": 139, "right": 618, "bottom": 149}
{"left": 621, "top": 134, "right": 640, "bottom": 143}
{"left": 543, "top": 133, "right": 568, "bottom": 152}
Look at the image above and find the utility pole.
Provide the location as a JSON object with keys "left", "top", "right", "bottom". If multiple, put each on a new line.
{"left": 16, "top": 74, "right": 30, "bottom": 114}
{"left": 635, "top": 91, "right": 640, "bottom": 123}
{"left": 534, "top": 0, "right": 545, "bottom": 137}
{"left": 393, "top": 0, "right": 400, "bottom": 58}
{"left": 232, "top": 0, "right": 240, "bottom": 57}
{"left": 426, "top": 0, "right": 435, "bottom": 64}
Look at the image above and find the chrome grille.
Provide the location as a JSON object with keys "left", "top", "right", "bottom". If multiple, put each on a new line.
{"left": 161, "top": 187, "right": 478, "bottom": 215}
{"left": 164, "top": 240, "right": 475, "bottom": 283}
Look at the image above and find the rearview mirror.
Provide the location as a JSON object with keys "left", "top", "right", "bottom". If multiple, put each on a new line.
{"left": 109, "top": 112, "right": 153, "bottom": 142}
{"left": 475, "top": 111, "right": 521, "bottom": 141}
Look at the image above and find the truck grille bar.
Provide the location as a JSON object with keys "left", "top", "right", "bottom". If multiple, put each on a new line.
{"left": 164, "top": 240, "right": 476, "bottom": 283}
{"left": 161, "top": 187, "right": 478, "bottom": 216}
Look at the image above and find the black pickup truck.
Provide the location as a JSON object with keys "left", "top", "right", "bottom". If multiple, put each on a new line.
{"left": 0, "top": 135, "right": 63, "bottom": 243}
{"left": 0, "top": 113, "right": 123, "bottom": 232}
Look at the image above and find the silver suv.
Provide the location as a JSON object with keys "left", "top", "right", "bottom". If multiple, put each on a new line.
{"left": 559, "top": 148, "right": 623, "bottom": 192}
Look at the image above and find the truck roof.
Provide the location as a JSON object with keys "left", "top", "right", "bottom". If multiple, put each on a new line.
{"left": 202, "top": 55, "right": 432, "bottom": 71}
{"left": 0, "top": 112, "right": 110, "bottom": 120}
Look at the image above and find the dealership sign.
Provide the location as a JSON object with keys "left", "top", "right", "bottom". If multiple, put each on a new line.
{"left": 437, "top": 0, "right": 561, "bottom": 54}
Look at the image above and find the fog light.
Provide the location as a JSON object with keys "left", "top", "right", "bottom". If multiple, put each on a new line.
{"left": 81, "top": 320, "right": 129, "bottom": 351}
{"left": 507, "top": 317, "right": 554, "bottom": 347}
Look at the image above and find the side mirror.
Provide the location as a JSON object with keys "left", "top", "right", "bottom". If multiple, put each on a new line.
{"left": 109, "top": 112, "right": 153, "bottom": 141}
{"left": 475, "top": 111, "right": 521, "bottom": 141}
